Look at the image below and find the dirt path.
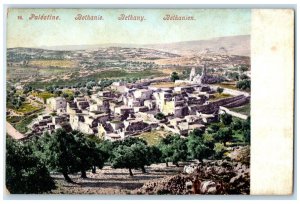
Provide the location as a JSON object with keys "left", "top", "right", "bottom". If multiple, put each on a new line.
{"left": 6, "top": 122, "right": 25, "bottom": 140}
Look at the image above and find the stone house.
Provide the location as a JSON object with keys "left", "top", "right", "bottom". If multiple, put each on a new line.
{"left": 46, "top": 97, "right": 67, "bottom": 111}
{"left": 144, "top": 100, "right": 156, "bottom": 110}
{"left": 123, "top": 118, "right": 149, "bottom": 135}
{"left": 52, "top": 115, "right": 69, "bottom": 125}
{"left": 133, "top": 89, "right": 153, "bottom": 100}
{"left": 114, "top": 106, "right": 134, "bottom": 115}
{"left": 127, "top": 97, "right": 141, "bottom": 108}
{"left": 133, "top": 106, "right": 149, "bottom": 113}
{"left": 98, "top": 90, "right": 112, "bottom": 97}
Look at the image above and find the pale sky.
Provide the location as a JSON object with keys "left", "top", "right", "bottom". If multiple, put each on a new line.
{"left": 6, "top": 9, "right": 251, "bottom": 48}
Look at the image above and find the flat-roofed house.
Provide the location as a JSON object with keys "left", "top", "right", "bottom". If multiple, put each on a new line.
{"left": 46, "top": 97, "right": 67, "bottom": 111}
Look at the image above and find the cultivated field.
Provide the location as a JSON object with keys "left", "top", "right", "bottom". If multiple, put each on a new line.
{"left": 29, "top": 60, "right": 77, "bottom": 68}
{"left": 138, "top": 130, "right": 169, "bottom": 146}
{"left": 230, "top": 103, "right": 250, "bottom": 116}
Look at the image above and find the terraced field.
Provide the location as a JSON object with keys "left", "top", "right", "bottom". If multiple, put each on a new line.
{"left": 29, "top": 59, "right": 77, "bottom": 68}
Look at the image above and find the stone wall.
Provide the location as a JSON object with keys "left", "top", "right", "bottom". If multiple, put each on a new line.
{"left": 223, "top": 96, "right": 250, "bottom": 108}
{"left": 190, "top": 95, "right": 246, "bottom": 114}
{"left": 219, "top": 106, "right": 248, "bottom": 120}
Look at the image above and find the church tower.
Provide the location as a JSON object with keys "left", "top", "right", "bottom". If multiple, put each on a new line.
{"left": 202, "top": 63, "right": 207, "bottom": 77}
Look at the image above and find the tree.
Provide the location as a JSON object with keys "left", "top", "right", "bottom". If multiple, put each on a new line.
{"left": 54, "top": 90, "right": 62, "bottom": 96}
{"left": 231, "top": 119, "right": 243, "bottom": 131}
{"left": 217, "top": 87, "right": 224, "bottom": 94}
{"left": 239, "top": 74, "right": 249, "bottom": 80}
{"left": 170, "top": 72, "right": 179, "bottom": 82}
{"left": 239, "top": 64, "right": 249, "bottom": 72}
{"left": 214, "top": 127, "right": 233, "bottom": 146}
{"left": 111, "top": 145, "right": 136, "bottom": 176}
{"left": 155, "top": 112, "right": 166, "bottom": 120}
{"left": 110, "top": 137, "right": 152, "bottom": 176}
{"left": 6, "top": 137, "right": 55, "bottom": 193}
{"left": 207, "top": 123, "right": 221, "bottom": 134}
{"left": 86, "top": 81, "right": 96, "bottom": 89}
{"left": 213, "top": 143, "right": 227, "bottom": 159}
{"left": 187, "top": 130, "right": 213, "bottom": 162}
{"left": 39, "top": 129, "right": 82, "bottom": 183}
{"left": 46, "top": 86, "right": 55, "bottom": 94}
{"left": 227, "top": 72, "right": 239, "bottom": 81}
{"left": 241, "top": 116, "right": 251, "bottom": 144}
{"left": 74, "top": 90, "right": 80, "bottom": 97}
{"left": 158, "top": 135, "right": 187, "bottom": 167}
{"left": 236, "top": 79, "right": 251, "bottom": 91}
{"left": 87, "top": 90, "right": 92, "bottom": 96}
{"left": 62, "top": 93, "right": 69, "bottom": 98}
{"left": 23, "top": 85, "right": 32, "bottom": 94}
{"left": 147, "top": 146, "right": 162, "bottom": 164}
{"left": 39, "top": 130, "right": 107, "bottom": 180}
{"left": 72, "top": 131, "right": 105, "bottom": 178}
{"left": 220, "top": 113, "right": 233, "bottom": 126}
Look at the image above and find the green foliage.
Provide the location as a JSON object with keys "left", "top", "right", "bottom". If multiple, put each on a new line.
{"left": 37, "top": 129, "right": 106, "bottom": 181}
{"left": 13, "top": 102, "right": 41, "bottom": 114}
{"left": 231, "top": 119, "right": 243, "bottom": 131}
{"left": 72, "top": 131, "right": 106, "bottom": 177}
{"left": 6, "top": 86, "right": 25, "bottom": 109}
{"left": 110, "top": 137, "right": 157, "bottom": 175}
{"left": 207, "top": 123, "right": 221, "bottom": 134}
{"left": 217, "top": 87, "right": 224, "bottom": 94}
{"left": 147, "top": 146, "right": 162, "bottom": 164}
{"left": 227, "top": 72, "right": 239, "bottom": 81}
{"left": 239, "top": 74, "right": 249, "bottom": 80}
{"left": 54, "top": 90, "right": 62, "bottom": 96}
{"left": 158, "top": 134, "right": 187, "bottom": 166}
{"left": 6, "top": 137, "right": 55, "bottom": 193}
{"left": 154, "top": 112, "right": 166, "bottom": 120}
{"left": 97, "top": 139, "right": 114, "bottom": 161}
{"left": 23, "top": 85, "right": 33, "bottom": 94}
{"left": 230, "top": 103, "right": 250, "bottom": 116}
{"left": 242, "top": 117, "right": 251, "bottom": 144}
{"left": 213, "top": 143, "right": 227, "bottom": 159}
{"left": 238, "top": 64, "right": 249, "bottom": 72}
{"left": 45, "top": 86, "right": 55, "bottom": 94}
{"left": 38, "top": 129, "right": 81, "bottom": 181}
{"left": 111, "top": 145, "right": 137, "bottom": 176}
{"left": 236, "top": 79, "right": 251, "bottom": 91}
{"left": 28, "top": 69, "right": 165, "bottom": 90}
{"left": 170, "top": 72, "right": 180, "bottom": 82}
{"left": 86, "top": 81, "right": 96, "bottom": 89}
{"left": 13, "top": 114, "right": 38, "bottom": 134}
{"left": 220, "top": 113, "right": 233, "bottom": 126}
{"left": 214, "top": 127, "right": 233, "bottom": 146}
{"left": 187, "top": 130, "right": 213, "bottom": 162}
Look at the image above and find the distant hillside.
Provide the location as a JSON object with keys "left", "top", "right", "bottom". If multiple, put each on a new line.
{"left": 144, "top": 35, "right": 250, "bottom": 56}
{"left": 35, "top": 35, "right": 250, "bottom": 57}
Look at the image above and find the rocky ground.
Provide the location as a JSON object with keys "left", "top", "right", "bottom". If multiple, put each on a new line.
{"left": 50, "top": 158, "right": 249, "bottom": 195}
{"left": 51, "top": 163, "right": 184, "bottom": 194}
{"left": 136, "top": 160, "right": 250, "bottom": 195}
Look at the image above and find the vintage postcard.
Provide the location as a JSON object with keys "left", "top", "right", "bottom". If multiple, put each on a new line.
{"left": 4, "top": 8, "right": 294, "bottom": 196}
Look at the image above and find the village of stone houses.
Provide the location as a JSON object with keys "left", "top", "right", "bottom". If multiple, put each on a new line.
{"left": 6, "top": 36, "right": 251, "bottom": 195}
